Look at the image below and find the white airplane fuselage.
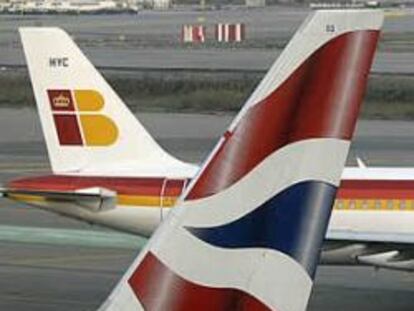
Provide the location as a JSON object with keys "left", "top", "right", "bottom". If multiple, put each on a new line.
{"left": 7, "top": 166, "right": 414, "bottom": 238}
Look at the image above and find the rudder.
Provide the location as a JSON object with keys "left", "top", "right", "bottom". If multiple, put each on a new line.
{"left": 101, "top": 9, "right": 383, "bottom": 311}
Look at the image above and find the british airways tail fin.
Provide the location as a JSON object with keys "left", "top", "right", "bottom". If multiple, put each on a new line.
{"left": 19, "top": 28, "right": 195, "bottom": 178}
{"left": 101, "top": 9, "right": 383, "bottom": 311}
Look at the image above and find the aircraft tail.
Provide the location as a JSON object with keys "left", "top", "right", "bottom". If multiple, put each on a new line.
{"left": 19, "top": 28, "right": 194, "bottom": 177}
{"left": 101, "top": 9, "right": 383, "bottom": 311}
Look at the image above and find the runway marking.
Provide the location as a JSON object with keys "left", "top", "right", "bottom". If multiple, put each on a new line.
{"left": 0, "top": 163, "right": 48, "bottom": 168}
{"left": 0, "top": 293, "right": 93, "bottom": 307}
{"left": 0, "top": 162, "right": 50, "bottom": 173}
{"left": 0, "top": 253, "right": 134, "bottom": 276}
{"left": 0, "top": 225, "right": 146, "bottom": 249}
{"left": 7, "top": 252, "right": 132, "bottom": 266}
{"left": 0, "top": 169, "right": 49, "bottom": 173}
{"left": 0, "top": 162, "right": 48, "bottom": 167}
{"left": 384, "top": 10, "right": 410, "bottom": 18}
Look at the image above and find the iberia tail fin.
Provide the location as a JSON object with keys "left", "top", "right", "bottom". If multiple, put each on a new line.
{"left": 102, "top": 9, "right": 383, "bottom": 311}
{"left": 19, "top": 28, "right": 195, "bottom": 178}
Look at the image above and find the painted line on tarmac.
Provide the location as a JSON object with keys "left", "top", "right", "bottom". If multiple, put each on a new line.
{"left": 0, "top": 225, "right": 146, "bottom": 249}
{"left": 384, "top": 9, "right": 410, "bottom": 18}
{"left": 0, "top": 162, "right": 48, "bottom": 167}
{"left": 0, "top": 293, "right": 93, "bottom": 308}
{"left": 5, "top": 252, "right": 131, "bottom": 267}
{"left": 0, "top": 169, "right": 49, "bottom": 173}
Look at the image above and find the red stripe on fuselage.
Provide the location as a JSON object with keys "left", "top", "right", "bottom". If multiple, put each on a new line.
{"left": 128, "top": 252, "right": 271, "bottom": 311}
{"left": 7, "top": 175, "right": 186, "bottom": 197}
{"left": 10, "top": 176, "right": 414, "bottom": 202}
{"left": 338, "top": 179, "right": 414, "bottom": 200}
{"left": 186, "top": 30, "right": 380, "bottom": 200}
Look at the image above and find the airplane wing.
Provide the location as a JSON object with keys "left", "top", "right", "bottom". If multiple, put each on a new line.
{"left": 1, "top": 186, "right": 116, "bottom": 212}
{"left": 323, "top": 229, "right": 414, "bottom": 271}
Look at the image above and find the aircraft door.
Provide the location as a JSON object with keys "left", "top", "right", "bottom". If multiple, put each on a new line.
{"left": 160, "top": 178, "right": 187, "bottom": 221}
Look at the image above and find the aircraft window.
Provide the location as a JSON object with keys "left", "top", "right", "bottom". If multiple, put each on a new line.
{"left": 362, "top": 200, "right": 368, "bottom": 209}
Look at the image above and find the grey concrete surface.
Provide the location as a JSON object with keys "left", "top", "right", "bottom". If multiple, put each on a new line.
{"left": 0, "top": 8, "right": 413, "bottom": 73}
{"left": 1, "top": 108, "right": 414, "bottom": 166}
{"left": 0, "top": 242, "right": 135, "bottom": 311}
{"left": 1, "top": 236, "right": 414, "bottom": 311}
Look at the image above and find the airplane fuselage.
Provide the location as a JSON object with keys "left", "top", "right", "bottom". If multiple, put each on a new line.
{"left": 6, "top": 167, "right": 414, "bottom": 239}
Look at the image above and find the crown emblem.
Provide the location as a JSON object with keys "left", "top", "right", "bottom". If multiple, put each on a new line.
{"left": 53, "top": 93, "right": 71, "bottom": 108}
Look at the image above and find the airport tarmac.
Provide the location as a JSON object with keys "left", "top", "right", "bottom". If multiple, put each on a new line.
{"left": 2, "top": 108, "right": 414, "bottom": 166}
{"left": 0, "top": 8, "right": 414, "bottom": 73}
{"left": 1, "top": 110, "right": 414, "bottom": 310}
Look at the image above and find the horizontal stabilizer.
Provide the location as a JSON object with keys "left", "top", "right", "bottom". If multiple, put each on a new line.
{"left": 357, "top": 250, "right": 414, "bottom": 271}
{"left": 2, "top": 186, "right": 116, "bottom": 212}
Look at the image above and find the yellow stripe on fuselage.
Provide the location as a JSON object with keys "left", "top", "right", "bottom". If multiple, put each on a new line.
{"left": 7, "top": 193, "right": 177, "bottom": 208}
{"left": 8, "top": 194, "right": 414, "bottom": 212}
{"left": 117, "top": 195, "right": 177, "bottom": 207}
{"left": 7, "top": 194, "right": 46, "bottom": 203}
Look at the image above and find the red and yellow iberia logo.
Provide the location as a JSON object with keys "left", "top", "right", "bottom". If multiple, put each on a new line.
{"left": 47, "top": 89, "right": 118, "bottom": 146}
